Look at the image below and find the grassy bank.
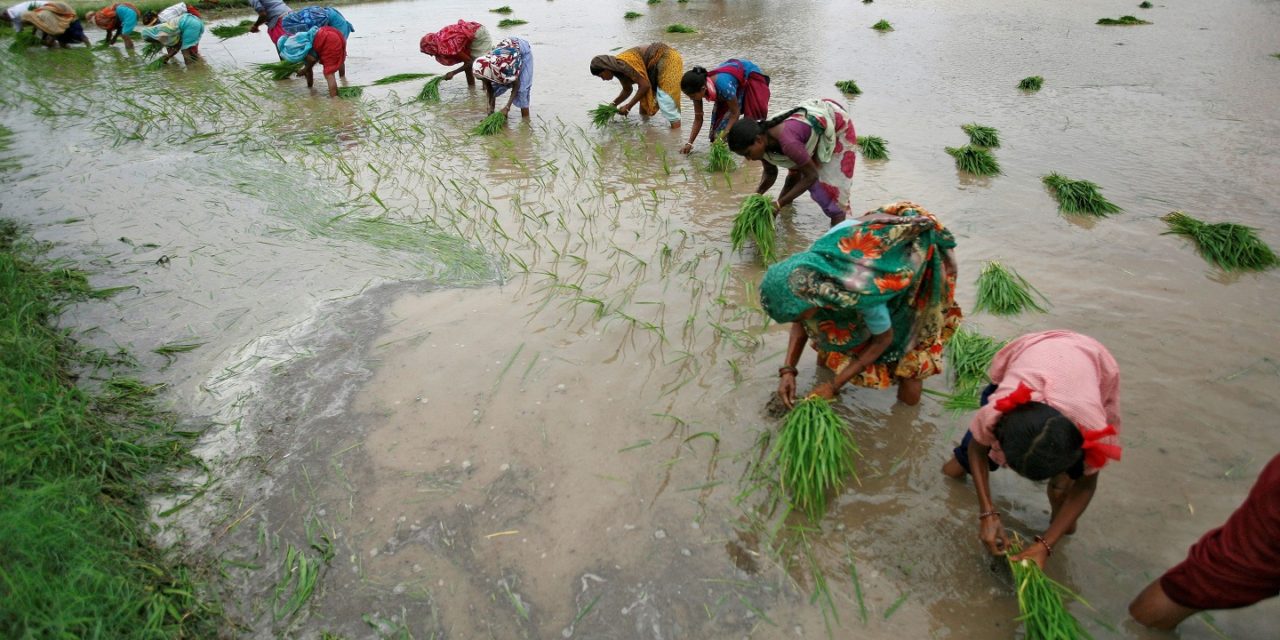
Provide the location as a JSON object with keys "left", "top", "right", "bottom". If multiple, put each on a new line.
{"left": 0, "top": 220, "right": 220, "bottom": 638}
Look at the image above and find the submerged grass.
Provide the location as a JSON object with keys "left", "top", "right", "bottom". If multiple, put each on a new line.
{"left": 1041, "top": 173, "right": 1122, "bottom": 216}
{"left": 417, "top": 75, "right": 444, "bottom": 102}
{"left": 942, "top": 326, "right": 1007, "bottom": 411}
{"left": 371, "top": 72, "right": 433, "bottom": 85}
{"left": 871, "top": 19, "right": 893, "bottom": 31}
{"left": 730, "top": 194, "right": 776, "bottom": 263}
{"left": 1097, "top": 15, "right": 1150, "bottom": 25}
{"left": 857, "top": 135, "right": 888, "bottom": 160}
{"left": 666, "top": 23, "right": 697, "bottom": 33}
{"left": 624, "top": 11, "right": 643, "bottom": 19}
{"left": 471, "top": 111, "right": 508, "bottom": 136}
{"left": 255, "top": 60, "right": 304, "bottom": 81}
{"left": 1008, "top": 539, "right": 1095, "bottom": 640}
{"left": 1162, "top": 211, "right": 1278, "bottom": 272}
{"left": 961, "top": 123, "right": 1000, "bottom": 148}
{"left": 769, "top": 397, "right": 859, "bottom": 522}
{"left": 945, "top": 145, "right": 1001, "bottom": 176}
{"left": 589, "top": 102, "right": 621, "bottom": 128}
{"left": 210, "top": 19, "right": 254, "bottom": 40}
{"left": 705, "top": 137, "right": 734, "bottom": 173}
{"left": 0, "top": 219, "right": 220, "bottom": 637}
{"left": 974, "top": 261, "right": 1047, "bottom": 315}
{"left": 497, "top": 18, "right": 527, "bottom": 27}
{"left": 1018, "top": 75, "right": 1044, "bottom": 91}
{"left": 834, "top": 80, "right": 861, "bottom": 95}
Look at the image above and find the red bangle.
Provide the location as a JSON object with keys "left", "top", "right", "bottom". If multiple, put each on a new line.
{"left": 778, "top": 366, "right": 798, "bottom": 377}
{"left": 978, "top": 510, "right": 1001, "bottom": 520}
{"left": 1034, "top": 535, "right": 1053, "bottom": 557}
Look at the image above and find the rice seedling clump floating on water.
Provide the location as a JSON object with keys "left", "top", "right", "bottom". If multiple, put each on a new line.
{"left": 471, "top": 111, "right": 508, "bottom": 136}
{"left": 769, "top": 396, "right": 859, "bottom": 522}
{"left": 1018, "top": 75, "right": 1045, "bottom": 91}
{"left": 648, "top": 0, "right": 661, "bottom": 4}
{"left": 1097, "top": 15, "right": 1150, "bottom": 25}
{"left": 961, "top": 123, "right": 1000, "bottom": 148}
{"left": 946, "top": 145, "right": 1001, "bottom": 176}
{"left": 210, "top": 20, "right": 254, "bottom": 40}
{"left": 624, "top": 11, "right": 643, "bottom": 19}
{"left": 497, "top": 18, "right": 527, "bottom": 27}
{"left": 666, "top": 23, "right": 697, "bottom": 33}
{"left": 705, "top": 137, "right": 735, "bottom": 173}
{"left": 730, "top": 194, "right": 776, "bottom": 263}
{"left": 490, "top": 5, "right": 513, "bottom": 13}
{"left": 589, "top": 103, "right": 621, "bottom": 127}
{"left": 857, "top": 135, "right": 888, "bottom": 160}
{"left": 974, "top": 261, "right": 1047, "bottom": 315}
{"left": 834, "top": 80, "right": 861, "bottom": 95}
{"left": 872, "top": 19, "right": 893, "bottom": 31}
{"left": 941, "top": 326, "right": 1007, "bottom": 411}
{"left": 1161, "top": 211, "right": 1278, "bottom": 272}
{"left": 416, "top": 76, "right": 444, "bottom": 102}
{"left": 1139, "top": 1, "right": 1153, "bottom": 8}
{"left": 336, "top": 86, "right": 363, "bottom": 99}
{"left": 1041, "top": 173, "right": 1122, "bottom": 216}
{"left": 1007, "top": 539, "right": 1095, "bottom": 640}
{"left": 372, "top": 72, "right": 434, "bottom": 86}
{"left": 255, "top": 60, "right": 305, "bottom": 81}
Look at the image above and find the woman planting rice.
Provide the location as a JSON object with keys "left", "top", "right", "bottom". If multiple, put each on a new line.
{"left": 942, "top": 330, "right": 1123, "bottom": 569}
{"left": 279, "top": 6, "right": 353, "bottom": 39}
{"left": 5, "top": 1, "right": 48, "bottom": 31}
{"left": 150, "top": 3, "right": 199, "bottom": 25}
{"left": 727, "top": 98, "right": 858, "bottom": 226}
{"left": 679, "top": 59, "right": 770, "bottom": 153}
{"left": 278, "top": 25, "right": 347, "bottom": 97}
{"left": 21, "top": 2, "right": 90, "bottom": 47}
{"left": 140, "top": 12, "right": 203, "bottom": 65}
{"left": 763, "top": 201, "right": 961, "bottom": 407}
{"left": 473, "top": 36, "right": 533, "bottom": 119}
{"left": 248, "top": 0, "right": 292, "bottom": 46}
{"left": 87, "top": 2, "right": 140, "bottom": 50}
{"left": 589, "top": 43, "right": 683, "bottom": 128}
{"left": 419, "top": 20, "right": 492, "bottom": 87}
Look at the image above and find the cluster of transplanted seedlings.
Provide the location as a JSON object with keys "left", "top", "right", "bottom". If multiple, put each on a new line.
{"left": 588, "top": 102, "right": 621, "bottom": 128}
{"left": 730, "top": 194, "right": 776, "bottom": 263}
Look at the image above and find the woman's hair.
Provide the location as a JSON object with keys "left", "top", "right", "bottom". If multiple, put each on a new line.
{"left": 680, "top": 66, "right": 707, "bottom": 95}
{"left": 726, "top": 107, "right": 805, "bottom": 153}
{"left": 141, "top": 10, "right": 157, "bottom": 25}
{"left": 995, "top": 402, "right": 1084, "bottom": 481}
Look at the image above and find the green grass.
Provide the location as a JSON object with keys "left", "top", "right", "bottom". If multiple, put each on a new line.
{"left": 1008, "top": 540, "right": 1095, "bottom": 640}
{"left": 1097, "top": 15, "right": 1150, "bottom": 25}
{"left": 490, "top": 5, "right": 513, "bottom": 13}
{"left": 417, "top": 76, "right": 444, "bottom": 102}
{"left": 730, "top": 194, "right": 776, "bottom": 263}
{"left": 974, "top": 261, "right": 1047, "bottom": 315}
{"left": 1162, "top": 211, "right": 1278, "bottom": 272}
{"left": 961, "top": 123, "right": 1000, "bottom": 148}
{"left": 471, "top": 111, "right": 508, "bottom": 136}
{"left": 497, "top": 18, "right": 527, "bottom": 27}
{"left": 254, "top": 60, "right": 304, "bottom": 81}
{"left": 945, "top": 145, "right": 1001, "bottom": 176}
{"left": 1139, "top": 1, "right": 1153, "bottom": 8}
{"left": 769, "top": 397, "right": 859, "bottom": 522}
{"left": 872, "top": 19, "right": 893, "bottom": 31}
{"left": 1041, "top": 173, "right": 1122, "bottom": 216}
{"left": 666, "top": 23, "right": 697, "bottom": 33}
{"left": 624, "top": 11, "right": 643, "bottom": 19}
{"left": 834, "top": 80, "right": 861, "bottom": 96}
{"left": 371, "top": 72, "right": 434, "bottom": 86}
{"left": 0, "top": 219, "right": 220, "bottom": 638}
{"left": 942, "top": 326, "right": 1007, "bottom": 412}
{"left": 705, "top": 137, "right": 735, "bottom": 173}
{"left": 209, "top": 20, "right": 254, "bottom": 40}
{"left": 336, "top": 86, "right": 363, "bottom": 99}
{"left": 857, "top": 135, "right": 888, "bottom": 160}
{"left": 1018, "top": 75, "right": 1044, "bottom": 91}
{"left": 589, "top": 102, "right": 620, "bottom": 127}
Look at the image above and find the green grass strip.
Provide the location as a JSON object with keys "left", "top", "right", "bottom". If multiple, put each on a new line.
{"left": 371, "top": 72, "right": 434, "bottom": 86}
{"left": 1018, "top": 75, "right": 1044, "bottom": 91}
{"left": 770, "top": 396, "right": 859, "bottom": 522}
{"left": 666, "top": 23, "right": 697, "bottom": 33}
{"left": 471, "top": 111, "right": 508, "bottom": 136}
{"left": 730, "top": 194, "right": 776, "bottom": 263}
{"left": 1008, "top": 540, "right": 1096, "bottom": 640}
{"left": 1162, "top": 211, "right": 1278, "bottom": 272}
{"left": 589, "top": 102, "right": 620, "bottom": 128}
{"left": 946, "top": 145, "right": 1001, "bottom": 176}
{"left": 857, "top": 135, "right": 888, "bottom": 160}
{"left": 974, "top": 260, "right": 1047, "bottom": 315}
{"left": 835, "top": 80, "right": 861, "bottom": 95}
{"left": 961, "top": 123, "right": 1000, "bottom": 148}
{"left": 1041, "top": 173, "right": 1122, "bottom": 216}
{"left": 705, "top": 137, "right": 735, "bottom": 173}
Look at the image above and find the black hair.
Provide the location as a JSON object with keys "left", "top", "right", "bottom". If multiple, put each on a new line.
{"left": 726, "top": 107, "right": 806, "bottom": 154}
{"left": 994, "top": 402, "right": 1084, "bottom": 481}
{"left": 680, "top": 66, "right": 707, "bottom": 96}
{"left": 141, "top": 10, "right": 158, "bottom": 25}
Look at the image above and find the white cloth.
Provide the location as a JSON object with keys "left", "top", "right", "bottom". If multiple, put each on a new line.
{"left": 157, "top": 3, "right": 188, "bottom": 23}
{"left": 7, "top": 0, "right": 46, "bottom": 29}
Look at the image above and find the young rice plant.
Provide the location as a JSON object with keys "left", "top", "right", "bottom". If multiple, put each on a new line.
{"left": 1008, "top": 539, "right": 1096, "bottom": 640}
{"left": 872, "top": 19, "right": 893, "bottom": 31}
{"left": 769, "top": 396, "right": 860, "bottom": 522}
{"left": 336, "top": 86, "right": 363, "bottom": 99}
{"left": 255, "top": 60, "right": 304, "bottom": 81}
{"left": 961, "top": 123, "right": 1000, "bottom": 148}
{"left": 1018, "top": 76, "right": 1044, "bottom": 91}
{"left": 624, "top": 11, "right": 643, "bottom": 19}
{"left": 946, "top": 145, "right": 1001, "bottom": 176}
{"left": 490, "top": 5, "right": 513, "bottom": 13}
{"left": 857, "top": 135, "right": 888, "bottom": 160}
{"left": 705, "top": 137, "right": 735, "bottom": 173}
{"left": 417, "top": 76, "right": 444, "bottom": 103}
{"left": 589, "top": 103, "right": 621, "bottom": 128}
{"left": 210, "top": 20, "right": 254, "bottom": 40}
{"left": 974, "top": 261, "right": 1047, "bottom": 315}
{"left": 472, "top": 111, "right": 508, "bottom": 136}
{"left": 1041, "top": 173, "right": 1122, "bottom": 216}
{"left": 497, "top": 19, "right": 527, "bottom": 27}
{"left": 1097, "top": 15, "right": 1150, "bottom": 25}
{"left": 666, "top": 24, "right": 697, "bottom": 33}
{"left": 1161, "top": 211, "right": 1278, "bottom": 272}
{"left": 835, "top": 80, "right": 862, "bottom": 95}
{"left": 730, "top": 194, "right": 776, "bottom": 263}
{"left": 372, "top": 72, "right": 434, "bottom": 85}
{"left": 943, "top": 326, "right": 1007, "bottom": 411}
{"left": 1139, "top": 1, "right": 1153, "bottom": 8}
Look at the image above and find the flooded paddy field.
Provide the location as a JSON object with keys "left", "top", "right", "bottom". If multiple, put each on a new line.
{"left": 2, "top": 0, "right": 1279, "bottom": 638}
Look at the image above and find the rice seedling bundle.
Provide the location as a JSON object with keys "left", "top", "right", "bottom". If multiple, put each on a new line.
{"left": 471, "top": 111, "right": 508, "bottom": 136}
{"left": 372, "top": 72, "right": 433, "bottom": 86}
{"left": 945, "top": 145, "right": 1001, "bottom": 176}
{"left": 416, "top": 76, "right": 444, "bottom": 103}
{"left": 589, "top": 103, "right": 621, "bottom": 127}
{"left": 666, "top": 23, "right": 697, "bottom": 33}
{"left": 1018, "top": 75, "right": 1044, "bottom": 91}
{"left": 648, "top": 0, "right": 661, "bottom": 4}
{"left": 497, "top": 18, "right": 527, "bottom": 27}
{"left": 254, "top": 60, "right": 304, "bottom": 81}
{"left": 705, "top": 137, "right": 735, "bottom": 173}
{"left": 1007, "top": 540, "right": 1095, "bottom": 640}
{"left": 974, "top": 261, "right": 1047, "bottom": 315}
{"left": 871, "top": 19, "right": 893, "bottom": 31}
{"left": 490, "top": 5, "right": 513, "bottom": 13}
{"left": 140, "top": 40, "right": 163, "bottom": 59}
{"left": 729, "top": 194, "right": 776, "bottom": 263}
{"left": 857, "top": 135, "right": 888, "bottom": 160}
{"left": 1139, "top": 1, "right": 1153, "bottom": 8}
{"left": 1097, "top": 15, "right": 1150, "bottom": 25}
{"left": 834, "top": 80, "right": 861, "bottom": 95}
{"left": 336, "top": 86, "right": 363, "bottom": 99}
{"left": 8, "top": 30, "right": 40, "bottom": 52}
{"left": 961, "top": 123, "right": 1000, "bottom": 148}
{"left": 1161, "top": 211, "right": 1278, "bottom": 272}
{"left": 210, "top": 20, "right": 254, "bottom": 40}
{"left": 943, "top": 327, "right": 1007, "bottom": 411}
{"left": 769, "top": 396, "right": 859, "bottom": 522}
{"left": 624, "top": 11, "right": 643, "bottom": 19}
{"left": 145, "top": 58, "right": 167, "bottom": 70}
{"left": 1041, "top": 173, "right": 1121, "bottom": 216}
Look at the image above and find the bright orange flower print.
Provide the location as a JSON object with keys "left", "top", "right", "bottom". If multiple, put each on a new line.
{"left": 875, "top": 273, "right": 911, "bottom": 291}
{"left": 838, "top": 230, "right": 883, "bottom": 258}
{"left": 817, "top": 320, "right": 853, "bottom": 345}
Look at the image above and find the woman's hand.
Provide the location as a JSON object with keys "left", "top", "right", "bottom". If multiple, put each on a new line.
{"left": 1009, "top": 541, "right": 1049, "bottom": 570}
{"left": 443, "top": 70, "right": 457, "bottom": 81}
{"left": 809, "top": 381, "right": 837, "bottom": 400}
{"left": 617, "top": 105, "right": 630, "bottom": 116}
{"left": 771, "top": 200, "right": 783, "bottom": 214}
{"left": 979, "top": 515, "right": 1009, "bottom": 556}
{"left": 777, "top": 372, "right": 797, "bottom": 409}
{"left": 680, "top": 142, "right": 694, "bottom": 155}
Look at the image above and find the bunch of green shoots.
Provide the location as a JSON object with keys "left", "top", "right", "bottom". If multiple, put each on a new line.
{"left": 471, "top": 111, "right": 507, "bottom": 136}
{"left": 666, "top": 24, "right": 697, "bottom": 33}
{"left": 1018, "top": 76, "right": 1044, "bottom": 91}
{"left": 729, "top": 194, "right": 776, "bottom": 263}
{"left": 769, "top": 396, "right": 859, "bottom": 522}
{"left": 589, "top": 103, "right": 620, "bottom": 128}
{"left": 857, "top": 135, "right": 888, "bottom": 160}
{"left": 139, "top": 40, "right": 163, "bottom": 59}
{"left": 939, "top": 327, "right": 1006, "bottom": 411}
{"left": 1007, "top": 539, "right": 1095, "bottom": 640}
{"left": 1097, "top": 15, "right": 1150, "bottom": 25}
{"left": 210, "top": 20, "right": 254, "bottom": 40}
{"left": 974, "top": 261, "right": 1047, "bottom": 315}
{"left": 961, "top": 123, "right": 1000, "bottom": 148}
{"left": 1162, "top": 211, "right": 1278, "bottom": 272}
{"left": 872, "top": 19, "right": 893, "bottom": 31}
{"left": 372, "top": 72, "right": 433, "bottom": 86}
{"left": 417, "top": 76, "right": 444, "bottom": 103}
{"left": 834, "top": 80, "right": 861, "bottom": 95}
{"left": 336, "top": 86, "right": 363, "bottom": 99}
{"left": 705, "top": 137, "right": 734, "bottom": 172}
{"left": 946, "top": 145, "right": 1001, "bottom": 176}
{"left": 1041, "top": 173, "right": 1122, "bottom": 216}
{"left": 497, "top": 19, "right": 527, "bottom": 27}
{"left": 254, "top": 60, "right": 304, "bottom": 81}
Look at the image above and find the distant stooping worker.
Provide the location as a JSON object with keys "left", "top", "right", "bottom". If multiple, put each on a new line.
{"left": 472, "top": 36, "right": 533, "bottom": 119}
{"left": 589, "top": 43, "right": 683, "bottom": 129}
{"left": 279, "top": 6, "right": 353, "bottom": 39}
{"left": 139, "top": 12, "right": 203, "bottom": 66}
{"left": 680, "top": 59, "right": 770, "bottom": 153}
{"left": 727, "top": 98, "right": 858, "bottom": 226}
{"left": 21, "top": 1, "right": 90, "bottom": 47}
{"left": 1129, "top": 453, "right": 1280, "bottom": 630}
{"left": 248, "top": 0, "right": 291, "bottom": 45}
{"left": 142, "top": 3, "right": 200, "bottom": 26}
{"left": 5, "top": 0, "right": 49, "bottom": 31}
{"left": 87, "top": 2, "right": 140, "bottom": 51}
{"left": 419, "top": 19, "right": 492, "bottom": 87}
{"left": 942, "top": 330, "right": 1123, "bottom": 569}
{"left": 277, "top": 26, "right": 347, "bottom": 98}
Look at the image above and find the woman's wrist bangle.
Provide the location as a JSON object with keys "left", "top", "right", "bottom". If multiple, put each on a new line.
{"left": 778, "top": 366, "right": 798, "bottom": 377}
{"left": 1034, "top": 535, "right": 1053, "bottom": 556}
{"left": 978, "top": 510, "right": 1000, "bottom": 520}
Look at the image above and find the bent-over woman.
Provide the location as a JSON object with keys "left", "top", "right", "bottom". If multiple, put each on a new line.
{"left": 6, "top": 1, "right": 49, "bottom": 31}
{"left": 279, "top": 6, "right": 353, "bottom": 39}
{"left": 728, "top": 98, "right": 858, "bottom": 226}
{"left": 140, "top": 12, "right": 203, "bottom": 66}
{"left": 21, "top": 2, "right": 89, "bottom": 47}
{"left": 278, "top": 25, "right": 347, "bottom": 97}
{"left": 419, "top": 20, "right": 492, "bottom": 87}
{"left": 589, "top": 43, "right": 682, "bottom": 128}
{"left": 942, "top": 330, "right": 1123, "bottom": 569}
{"left": 472, "top": 36, "right": 533, "bottom": 118}
{"left": 88, "top": 2, "right": 139, "bottom": 50}
{"left": 680, "top": 59, "right": 770, "bottom": 152}
{"left": 763, "top": 201, "right": 961, "bottom": 407}
{"left": 248, "top": 0, "right": 291, "bottom": 45}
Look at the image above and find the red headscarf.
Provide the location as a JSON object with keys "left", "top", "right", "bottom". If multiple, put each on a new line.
{"left": 419, "top": 20, "right": 482, "bottom": 66}
{"left": 312, "top": 26, "right": 346, "bottom": 76}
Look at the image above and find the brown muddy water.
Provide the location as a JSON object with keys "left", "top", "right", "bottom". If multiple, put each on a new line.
{"left": 2, "top": 0, "right": 1279, "bottom": 638}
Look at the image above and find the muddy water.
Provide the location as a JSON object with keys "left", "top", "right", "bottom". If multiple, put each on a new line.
{"left": 2, "top": 0, "right": 1279, "bottom": 638}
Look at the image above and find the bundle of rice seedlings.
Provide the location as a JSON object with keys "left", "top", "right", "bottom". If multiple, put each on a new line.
{"left": 336, "top": 86, "right": 363, "bottom": 99}
{"left": 210, "top": 19, "right": 254, "bottom": 40}
{"left": 769, "top": 396, "right": 859, "bottom": 522}
{"left": 647, "top": 0, "right": 661, "bottom": 4}
{"left": 945, "top": 145, "right": 1001, "bottom": 176}
{"left": 140, "top": 40, "right": 163, "bottom": 59}
{"left": 489, "top": 5, "right": 513, "bottom": 13}
{"left": 857, "top": 135, "right": 888, "bottom": 160}
{"left": 943, "top": 327, "right": 1007, "bottom": 411}
{"left": 1138, "top": 1, "right": 1153, "bottom": 8}
{"left": 255, "top": 60, "right": 304, "bottom": 81}
{"left": 961, "top": 123, "right": 1000, "bottom": 148}
{"left": 497, "top": 18, "right": 527, "bottom": 27}
{"left": 372, "top": 72, "right": 433, "bottom": 86}
{"left": 871, "top": 19, "right": 893, "bottom": 31}
{"left": 1018, "top": 75, "right": 1044, "bottom": 91}
{"left": 589, "top": 103, "right": 620, "bottom": 127}
{"left": 1007, "top": 539, "right": 1095, "bottom": 640}
{"left": 729, "top": 194, "right": 776, "bottom": 263}
{"left": 145, "top": 58, "right": 167, "bottom": 71}
{"left": 1096, "top": 15, "right": 1150, "bottom": 25}
{"left": 624, "top": 11, "right": 643, "bottom": 19}
{"left": 666, "top": 23, "right": 697, "bottom": 33}
{"left": 974, "top": 261, "right": 1047, "bottom": 315}
{"left": 471, "top": 111, "right": 508, "bottom": 136}
{"left": 1161, "top": 211, "right": 1278, "bottom": 272}
{"left": 8, "top": 30, "right": 40, "bottom": 52}
{"left": 1041, "top": 173, "right": 1122, "bottom": 216}
{"left": 705, "top": 138, "right": 735, "bottom": 173}
{"left": 416, "top": 76, "right": 444, "bottom": 103}
{"left": 834, "top": 80, "right": 861, "bottom": 95}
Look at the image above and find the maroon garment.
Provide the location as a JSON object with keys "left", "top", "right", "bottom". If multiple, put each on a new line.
{"left": 1160, "top": 453, "right": 1280, "bottom": 610}
{"left": 777, "top": 119, "right": 813, "bottom": 167}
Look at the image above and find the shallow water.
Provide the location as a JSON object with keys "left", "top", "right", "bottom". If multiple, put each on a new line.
{"left": 2, "top": 0, "right": 1279, "bottom": 638}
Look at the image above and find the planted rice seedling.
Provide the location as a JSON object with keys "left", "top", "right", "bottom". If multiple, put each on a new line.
{"left": 417, "top": 76, "right": 444, "bottom": 102}
{"left": 371, "top": 72, "right": 434, "bottom": 85}
{"left": 872, "top": 19, "right": 893, "bottom": 31}
{"left": 769, "top": 396, "right": 859, "bottom": 521}
{"left": 945, "top": 145, "right": 1001, "bottom": 176}
{"left": 472, "top": 111, "right": 508, "bottom": 136}
{"left": 705, "top": 137, "right": 734, "bottom": 173}
{"left": 944, "top": 326, "right": 1007, "bottom": 411}
{"left": 1139, "top": 1, "right": 1153, "bottom": 8}
{"left": 1008, "top": 539, "right": 1095, "bottom": 640}
{"left": 1097, "top": 15, "right": 1150, "bottom": 25}
{"left": 589, "top": 103, "right": 620, "bottom": 127}
{"left": 666, "top": 23, "right": 697, "bottom": 33}
{"left": 1041, "top": 173, "right": 1122, "bottom": 216}
{"left": 1018, "top": 75, "right": 1044, "bottom": 91}
{"left": 490, "top": 5, "right": 513, "bottom": 13}
{"left": 254, "top": 60, "right": 305, "bottom": 81}
{"left": 834, "top": 80, "right": 861, "bottom": 95}
{"left": 974, "top": 261, "right": 1047, "bottom": 315}
{"left": 498, "top": 18, "right": 527, "bottom": 27}
{"left": 624, "top": 11, "right": 643, "bottom": 19}
{"left": 336, "top": 86, "right": 363, "bottom": 99}
{"left": 210, "top": 20, "right": 254, "bottom": 40}
{"left": 961, "top": 123, "right": 1000, "bottom": 148}
{"left": 730, "top": 194, "right": 776, "bottom": 263}
{"left": 857, "top": 135, "right": 888, "bottom": 160}
{"left": 1162, "top": 211, "right": 1278, "bottom": 272}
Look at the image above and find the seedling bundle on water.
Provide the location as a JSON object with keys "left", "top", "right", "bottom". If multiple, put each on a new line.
{"left": 666, "top": 23, "right": 697, "bottom": 33}
{"left": 705, "top": 137, "right": 734, "bottom": 172}
{"left": 834, "top": 80, "right": 861, "bottom": 95}
{"left": 255, "top": 60, "right": 304, "bottom": 81}
{"left": 417, "top": 76, "right": 444, "bottom": 102}
{"left": 336, "top": 86, "right": 363, "bottom": 99}
{"left": 939, "top": 326, "right": 1006, "bottom": 411}
{"left": 1097, "top": 15, "right": 1150, "bottom": 25}
{"left": 1162, "top": 211, "right": 1278, "bottom": 272}
{"left": 624, "top": 11, "right": 643, "bottom": 19}
{"left": 872, "top": 19, "right": 893, "bottom": 31}
{"left": 588, "top": 103, "right": 620, "bottom": 127}
{"left": 489, "top": 5, "right": 513, "bottom": 13}
{"left": 946, "top": 145, "right": 1001, "bottom": 176}
{"left": 857, "top": 135, "right": 888, "bottom": 160}
{"left": 1019, "top": 75, "right": 1045, "bottom": 91}
{"left": 498, "top": 19, "right": 527, "bottom": 27}
{"left": 1008, "top": 540, "right": 1095, "bottom": 640}
{"left": 1139, "top": 1, "right": 1154, "bottom": 8}
{"left": 961, "top": 123, "right": 1000, "bottom": 148}
{"left": 729, "top": 194, "right": 776, "bottom": 263}
{"left": 1041, "top": 173, "right": 1121, "bottom": 216}
{"left": 472, "top": 111, "right": 507, "bottom": 136}
{"left": 372, "top": 72, "right": 433, "bottom": 85}
{"left": 769, "top": 396, "right": 859, "bottom": 521}
{"left": 210, "top": 20, "right": 254, "bottom": 40}
{"left": 975, "top": 261, "right": 1047, "bottom": 315}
